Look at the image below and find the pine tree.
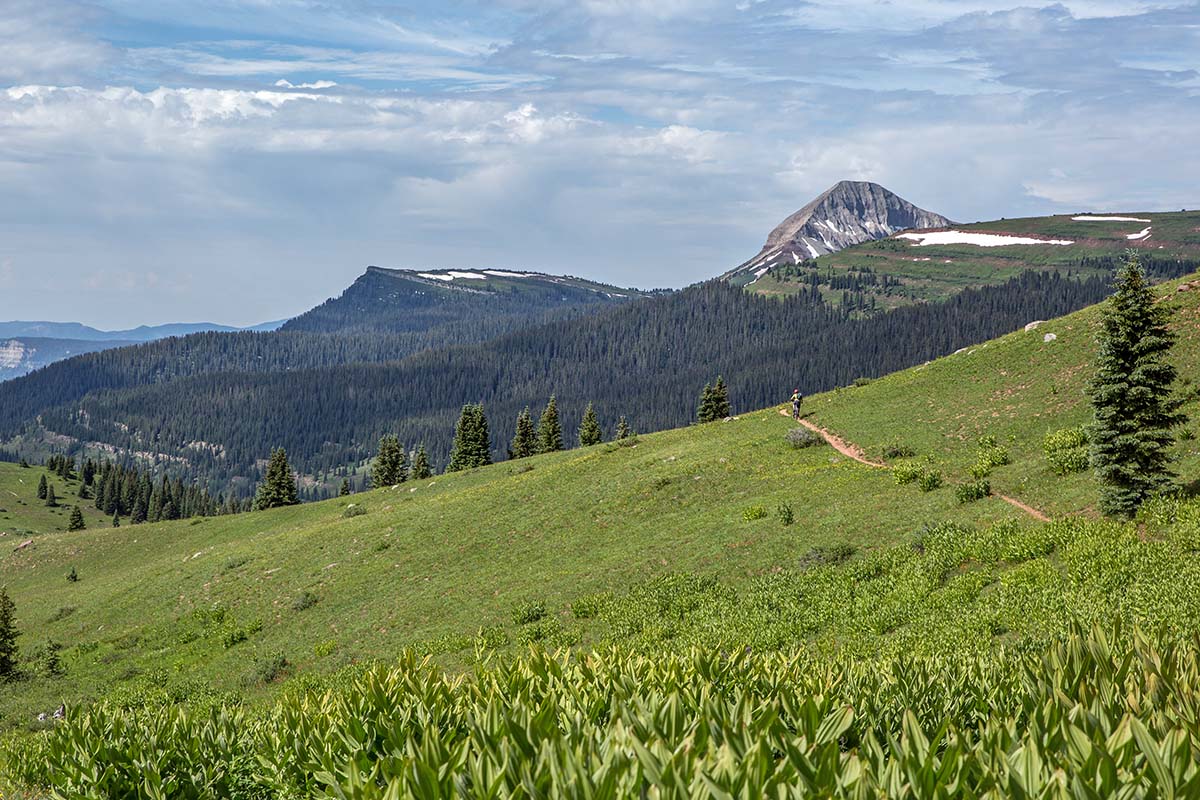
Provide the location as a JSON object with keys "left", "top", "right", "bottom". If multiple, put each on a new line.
{"left": 616, "top": 416, "right": 632, "bottom": 441}
{"left": 448, "top": 405, "right": 492, "bottom": 472}
{"left": 1088, "top": 252, "right": 1186, "bottom": 517}
{"left": 254, "top": 448, "right": 299, "bottom": 510}
{"left": 711, "top": 376, "right": 731, "bottom": 419}
{"left": 538, "top": 396, "right": 563, "bottom": 453}
{"left": 37, "top": 474, "right": 47, "bottom": 500}
{"left": 697, "top": 382, "right": 716, "bottom": 423}
{"left": 579, "top": 402, "right": 602, "bottom": 447}
{"left": 112, "top": 511, "right": 120, "bottom": 528}
{"left": 339, "top": 478, "right": 351, "bottom": 496}
{"left": 82, "top": 458, "right": 96, "bottom": 486}
{"left": 67, "top": 506, "right": 85, "bottom": 531}
{"left": 0, "top": 586, "right": 17, "bottom": 680}
{"left": 77, "top": 482, "right": 90, "bottom": 500}
{"left": 372, "top": 435, "right": 405, "bottom": 487}
{"left": 45, "top": 484, "right": 57, "bottom": 508}
{"left": 18, "top": 458, "right": 28, "bottom": 469}
{"left": 510, "top": 407, "right": 538, "bottom": 459}
{"left": 411, "top": 444, "right": 432, "bottom": 480}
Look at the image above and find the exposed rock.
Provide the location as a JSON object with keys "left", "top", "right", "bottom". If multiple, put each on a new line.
{"left": 1025, "top": 320, "right": 1046, "bottom": 332}
{"left": 1044, "top": 333, "right": 1058, "bottom": 343}
{"left": 725, "top": 181, "right": 952, "bottom": 282}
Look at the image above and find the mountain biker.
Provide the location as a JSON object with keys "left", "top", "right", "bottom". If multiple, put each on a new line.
{"left": 791, "top": 388, "right": 802, "bottom": 419}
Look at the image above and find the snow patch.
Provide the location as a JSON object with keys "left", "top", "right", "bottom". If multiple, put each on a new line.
{"left": 417, "top": 272, "right": 454, "bottom": 282}
{"left": 790, "top": 252, "right": 801, "bottom": 265}
{"left": 1071, "top": 215, "right": 1151, "bottom": 223}
{"left": 802, "top": 239, "right": 820, "bottom": 259}
{"left": 482, "top": 270, "right": 532, "bottom": 278}
{"left": 898, "top": 231, "right": 1074, "bottom": 247}
{"left": 754, "top": 266, "right": 770, "bottom": 278}
{"left": 1127, "top": 227, "right": 1152, "bottom": 241}
{"left": 447, "top": 271, "right": 487, "bottom": 280}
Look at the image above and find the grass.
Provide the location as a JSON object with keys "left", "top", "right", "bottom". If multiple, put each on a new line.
{"left": 3, "top": 269, "right": 1200, "bottom": 731}
{"left": 0, "top": 463, "right": 112, "bottom": 539}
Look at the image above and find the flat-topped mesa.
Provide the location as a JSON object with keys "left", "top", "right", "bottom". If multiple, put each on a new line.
{"left": 725, "top": 180, "right": 952, "bottom": 282}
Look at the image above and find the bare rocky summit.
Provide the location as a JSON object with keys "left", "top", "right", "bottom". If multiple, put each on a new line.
{"left": 726, "top": 181, "right": 952, "bottom": 282}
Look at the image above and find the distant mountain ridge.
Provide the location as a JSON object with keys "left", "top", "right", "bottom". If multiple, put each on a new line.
{"left": 726, "top": 181, "right": 952, "bottom": 283}
{"left": 282, "top": 266, "right": 653, "bottom": 335}
{"left": 0, "top": 319, "right": 283, "bottom": 342}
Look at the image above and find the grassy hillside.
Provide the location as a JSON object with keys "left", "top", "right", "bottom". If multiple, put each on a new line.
{"left": 3, "top": 272, "right": 1200, "bottom": 733}
{"left": 0, "top": 462, "right": 111, "bottom": 539}
{"left": 751, "top": 210, "right": 1200, "bottom": 307}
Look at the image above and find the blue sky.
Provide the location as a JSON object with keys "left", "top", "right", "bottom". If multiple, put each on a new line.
{"left": 0, "top": 0, "right": 1198, "bottom": 327}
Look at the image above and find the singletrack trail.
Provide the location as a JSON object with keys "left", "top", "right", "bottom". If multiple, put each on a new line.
{"left": 778, "top": 408, "right": 1050, "bottom": 521}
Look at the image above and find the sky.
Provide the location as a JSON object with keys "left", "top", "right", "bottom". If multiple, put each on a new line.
{"left": 0, "top": 1, "right": 1198, "bottom": 328}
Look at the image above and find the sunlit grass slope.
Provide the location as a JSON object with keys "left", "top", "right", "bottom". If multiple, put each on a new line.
{"left": 3, "top": 271, "right": 1200, "bottom": 728}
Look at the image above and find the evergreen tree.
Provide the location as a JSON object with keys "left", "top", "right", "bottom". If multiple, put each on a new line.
{"left": 45, "top": 484, "right": 57, "bottom": 508}
{"left": 67, "top": 505, "right": 85, "bottom": 531}
{"left": 372, "top": 435, "right": 405, "bottom": 487}
{"left": 447, "top": 404, "right": 492, "bottom": 472}
{"left": 82, "top": 458, "right": 96, "bottom": 486}
{"left": 18, "top": 458, "right": 28, "bottom": 469}
{"left": 711, "top": 376, "right": 731, "bottom": 419}
{"left": 616, "top": 416, "right": 632, "bottom": 441}
{"left": 339, "top": 478, "right": 351, "bottom": 496}
{"left": 697, "top": 382, "right": 716, "bottom": 423}
{"left": 254, "top": 448, "right": 299, "bottom": 510}
{"left": 1088, "top": 252, "right": 1186, "bottom": 517}
{"left": 77, "top": 482, "right": 90, "bottom": 500}
{"left": 510, "top": 407, "right": 538, "bottom": 459}
{"left": 411, "top": 444, "right": 432, "bottom": 480}
{"left": 37, "top": 474, "right": 47, "bottom": 500}
{"left": 579, "top": 402, "right": 602, "bottom": 447}
{"left": 0, "top": 586, "right": 17, "bottom": 680}
{"left": 112, "top": 511, "right": 120, "bottom": 528}
{"left": 538, "top": 396, "right": 563, "bottom": 453}
{"left": 66, "top": 566, "right": 78, "bottom": 583}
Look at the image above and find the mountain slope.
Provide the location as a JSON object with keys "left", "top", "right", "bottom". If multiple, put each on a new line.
{"left": 3, "top": 272, "right": 1108, "bottom": 492}
{"left": 750, "top": 209, "right": 1200, "bottom": 310}
{"left": 4, "top": 270, "right": 1200, "bottom": 729}
{"left": 282, "top": 266, "right": 652, "bottom": 334}
{"left": 725, "top": 181, "right": 952, "bottom": 284}
{"left": 0, "top": 337, "right": 136, "bottom": 382}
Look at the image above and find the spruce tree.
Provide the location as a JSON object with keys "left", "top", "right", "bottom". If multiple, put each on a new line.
{"left": 448, "top": 404, "right": 492, "bottom": 472}
{"left": 254, "top": 448, "right": 299, "bottom": 510}
{"left": 616, "top": 416, "right": 632, "bottom": 441}
{"left": 510, "top": 407, "right": 538, "bottom": 459}
{"left": 372, "top": 435, "right": 404, "bottom": 487}
{"left": 697, "top": 383, "right": 716, "bottom": 423}
{"left": 579, "top": 402, "right": 602, "bottom": 447}
{"left": 411, "top": 444, "right": 432, "bottom": 480}
{"left": 0, "top": 586, "right": 17, "bottom": 680}
{"left": 538, "top": 396, "right": 564, "bottom": 453}
{"left": 45, "top": 484, "right": 57, "bottom": 508}
{"left": 1088, "top": 252, "right": 1186, "bottom": 517}
{"left": 112, "top": 511, "right": 120, "bottom": 528}
{"left": 339, "top": 478, "right": 351, "bottom": 497}
{"left": 37, "top": 474, "right": 47, "bottom": 500}
{"left": 67, "top": 506, "right": 85, "bottom": 531}
{"left": 711, "top": 376, "right": 731, "bottom": 419}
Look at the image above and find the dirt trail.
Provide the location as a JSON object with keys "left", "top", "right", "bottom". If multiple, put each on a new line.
{"left": 778, "top": 408, "right": 1050, "bottom": 521}
{"left": 779, "top": 408, "right": 886, "bottom": 468}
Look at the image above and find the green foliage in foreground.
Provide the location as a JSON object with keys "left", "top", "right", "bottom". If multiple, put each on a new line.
{"left": 7, "top": 627, "right": 1200, "bottom": 799}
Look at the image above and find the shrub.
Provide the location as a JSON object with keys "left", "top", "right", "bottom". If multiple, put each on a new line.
{"left": 220, "top": 556, "right": 250, "bottom": 573}
{"left": 742, "top": 506, "right": 768, "bottom": 521}
{"left": 313, "top": 640, "right": 337, "bottom": 658}
{"left": 852, "top": 377, "right": 873, "bottom": 387}
{"left": 291, "top": 591, "right": 319, "bottom": 612}
{"left": 799, "top": 543, "right": 857, "bottom": 569}
{"left": 570, "top": 593, "right": 612, "bottom": 620}
{"left": 66, "top": 567, "right": 78, "bottom": 583}
{"left": 475, "top": 625, "right": 509, "bottom": 650}
{"left": 512, "top": 600, "right": 547, "bottom": 625}
{"left": 776, "top": 503, "right": 794, "bottom": 525}
{"left": 882, "top": 442, "right": 916, "bottom": 459}
{"left": 893, "top": 462, "right": 922, "bottom": 485}
{"left": 516, "top": 618, "right": 578, "bottom": 648}
{"left": 48, "top": 606, "right": 76, "bottom": 623}
{"left": 917, "top": 470, "right": 943, "bottom": 492}
{"left": 31, "top": 640, "right": 64, "bottom": 678}
{"left": 1181, "top": 428, "right": 1196, "bottom": 442}
{"left": 956, "top": 480, "right": 992, "bottom": 504}
{"left": 244, "top": 653, "right": 288, "bottom": 686}
{"left": 342, "top": 504, "right": 367, "bottom": 518}
{"left": 1044, "top": 427, "right": 1090, "bottom": 475}
{"left": 785, "top": 428, "right": 824, "bottom": 449}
